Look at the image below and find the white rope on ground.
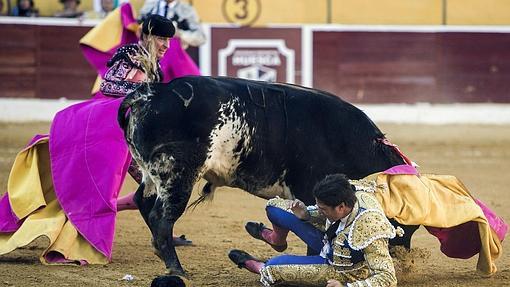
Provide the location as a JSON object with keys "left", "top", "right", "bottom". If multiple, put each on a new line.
{"left": 356, "top": 103, "right": 510, "bottom": 125}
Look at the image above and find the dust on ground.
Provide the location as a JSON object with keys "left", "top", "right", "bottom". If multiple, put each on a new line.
{"left": 0, "top": 122, "right": 509, "bottom": 286}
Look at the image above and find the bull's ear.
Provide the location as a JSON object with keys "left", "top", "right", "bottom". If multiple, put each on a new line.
{"left": 172, "top": 81, "right": 194, "bottom": 107}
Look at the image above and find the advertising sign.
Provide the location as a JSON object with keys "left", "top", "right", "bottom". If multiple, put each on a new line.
{"left": 209, "top": 27, "right": 302, "bottom": 84}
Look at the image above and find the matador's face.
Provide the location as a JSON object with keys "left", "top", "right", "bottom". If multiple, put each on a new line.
{"left": 153, "top": 36, "right": 171, "bottom": 59}
{"left": 316, "top": 200, "right": 349, "bottom": 222}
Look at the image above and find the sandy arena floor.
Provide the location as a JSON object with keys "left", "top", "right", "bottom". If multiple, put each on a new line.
{"left": 0, "top": 122, "right": 508, "bottom": 287}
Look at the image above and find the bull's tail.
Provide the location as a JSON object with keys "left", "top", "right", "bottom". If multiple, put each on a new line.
{"left": 187, "top": 182, "right": 215, "bottom": 210}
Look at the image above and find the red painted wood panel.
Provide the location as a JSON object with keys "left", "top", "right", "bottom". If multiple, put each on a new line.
{"left": 1, "top": 23, "right": 509, "bottom": 103}
{"left": 313, "top": 31, "right": 510, "bottom": 103}
{"left": 37, "top": 26, "right": 96, "bottom": 99}
{"left": 0, "top": 23, "right": 201, "bottom": 100}
{"left": 0, "top": 25, "right": 38, "bottom": 98}
{"left": 0, "top": 24, "right": 96, "bottom": 99}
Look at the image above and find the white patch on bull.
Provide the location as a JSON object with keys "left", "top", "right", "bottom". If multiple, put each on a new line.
{"left": 200, "top": 98, "right": 252, "bottom": 185}
{"left": 145, "top": 153, "right": 177, "bottom": 202}
{"left": 141, "top": 171, "right": 157, "bottom": 197}
{"left": 123, "top": 85, "right": 164, "bottom": 199}
{"left": 253, "top": 170, "right": 294, "bottom": 200}
{"left": 125, "top": 116, "right": 156, "bottom": 198}
{"left": 125, "top": 85, "right": 154, "bottom": 151}
{"left": 126, "top": 110, "right": 137, "bottom": 150}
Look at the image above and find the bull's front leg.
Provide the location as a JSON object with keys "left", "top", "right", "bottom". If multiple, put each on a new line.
{"left": 146, "top": 150, "right": 202, "bottom": 287}
{"left": 140, "top": 141, "right": 206, "bottom": 287}
{"left": 148, "top": 183, "right": 194, "bottom": 287}
{"left": 150, "top": 187, "right": 192, "bottom": 273}
{"left": 133, "top": 181, "right": 164, "bottom": 259}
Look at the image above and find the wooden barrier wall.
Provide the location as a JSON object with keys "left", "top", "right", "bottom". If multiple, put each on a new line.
{"left": 312, "top": 31, "right": 510, "bottom": 103}
{"left": 1, "top": 21, "right": 509, "bottom": 103}
{"left": 0, "top": 20, "right": 199, "bottom": 100}
{"left": 0, "top": 23, "right": 96, "bottom": 99}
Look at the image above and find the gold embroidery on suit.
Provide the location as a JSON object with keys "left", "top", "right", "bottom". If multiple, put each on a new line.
{"left": 261, "top": 263, "right": 368, "bottom": 287}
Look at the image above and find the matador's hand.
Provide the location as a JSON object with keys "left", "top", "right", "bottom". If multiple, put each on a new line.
{"left": 326, "top": 279, "right": 344, "bottom": 287}
{"left": 290, "top": 199, "right": 310, "bottom": 220}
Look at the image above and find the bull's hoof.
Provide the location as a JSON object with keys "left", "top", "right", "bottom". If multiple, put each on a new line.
{"left": 151, "top": 275, "right": 190, "bottom": 287}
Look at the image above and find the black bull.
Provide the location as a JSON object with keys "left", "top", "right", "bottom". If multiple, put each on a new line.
{"left": 118, "top": 76, "right": 418, "bottom": 285}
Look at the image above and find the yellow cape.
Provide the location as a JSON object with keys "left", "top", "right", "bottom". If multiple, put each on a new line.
{"left": 0, "top": 137, "right": 107, "bottom": 265}
{"left": 375, "top": 173, "right": 503, "bottom": 275}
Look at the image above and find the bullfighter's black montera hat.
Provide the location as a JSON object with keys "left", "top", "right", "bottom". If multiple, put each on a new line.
{"left": 142, "top": 14, "right": 175, "bottom": 38}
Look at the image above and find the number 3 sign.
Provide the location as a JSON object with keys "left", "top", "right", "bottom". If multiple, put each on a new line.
{"left": 222, "top": 0, "right": 262, "bottom": 26}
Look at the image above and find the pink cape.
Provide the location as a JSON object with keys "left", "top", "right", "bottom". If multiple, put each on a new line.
{"left": 0, "top": 95, "right": 130, "bottom": 261}
{"left": 49, "top": 94, "right": 131, "bottom": 259}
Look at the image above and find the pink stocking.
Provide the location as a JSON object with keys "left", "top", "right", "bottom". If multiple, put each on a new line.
{"left": 117, "top": 191, "right": 137, "bottom": 211}
{"left": 262, "top": 224, "right": 289, "bottom": 246}
{"left": 245, "top": 259, "right": 265, "bottom": 274}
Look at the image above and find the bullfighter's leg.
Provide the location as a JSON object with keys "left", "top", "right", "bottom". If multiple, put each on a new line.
{"left": 265, "top": 206, "right": 323, "bottom": 251}
{"left": 117, "top": 160, "right": 149, "bottom": 210}
{"left": 117, "top": 191, "right": 138, "bottom": 211}
{"left": 246, "top": 200, "right": 324, "bottom": 254}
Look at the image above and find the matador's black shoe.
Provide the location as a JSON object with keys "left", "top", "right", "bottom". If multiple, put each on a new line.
{"left": 173, "top": 234, "right": 193, "bottom": 246}
{"left": 228, "top": 249, "right": 259, "bottom": 269}
{"left": 245, "top": 221, "right": 287, "bottom": 252}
